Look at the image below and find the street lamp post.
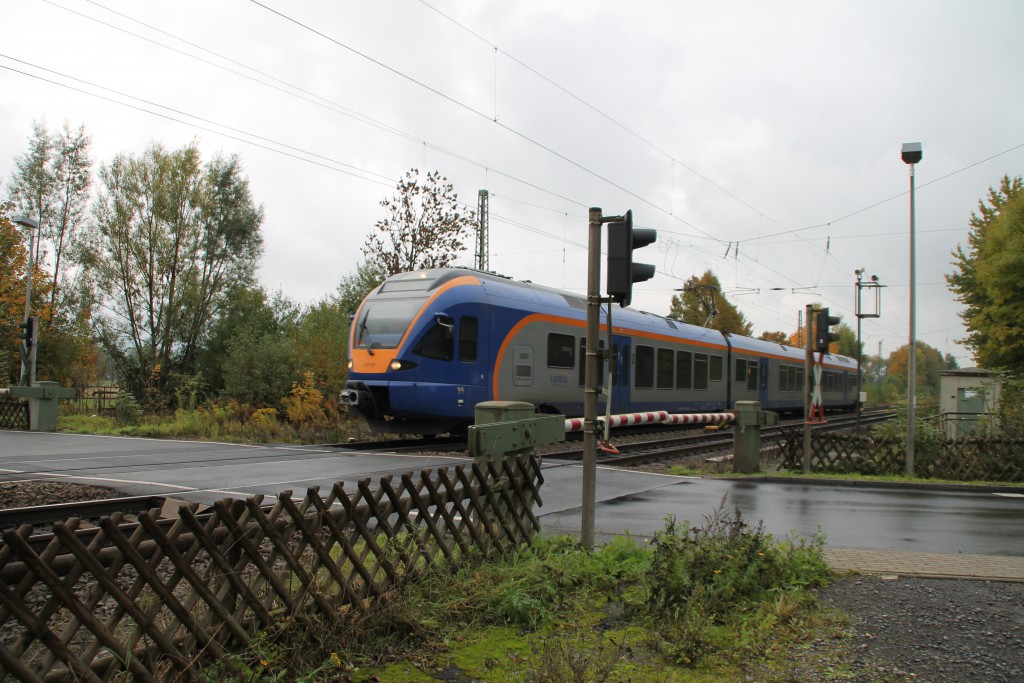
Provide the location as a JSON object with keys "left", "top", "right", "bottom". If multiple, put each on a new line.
{"left": 901, "top": 142, "right": 922, "bottom": 476}
{"left": 13, "top": 214, "right": 40, "bottom": 387}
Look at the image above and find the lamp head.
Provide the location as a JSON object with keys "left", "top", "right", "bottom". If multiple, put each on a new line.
{"left": 901, "top": 142, "right": 923, "bottom": 165}
{"left": 13, "top": 214, "right": 39, "bottom": 230}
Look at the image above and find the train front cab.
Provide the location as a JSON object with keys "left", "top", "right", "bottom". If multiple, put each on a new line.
{"left": 342, "top": 271, "right": 490, "bottom": 435}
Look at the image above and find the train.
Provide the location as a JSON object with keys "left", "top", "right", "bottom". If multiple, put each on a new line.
{"left": 340, "top": 268, "right": 858, "bottom": 435}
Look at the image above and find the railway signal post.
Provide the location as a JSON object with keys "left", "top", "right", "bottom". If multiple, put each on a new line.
{"left": 583, "top": 207, "right": 656, "bottom": 548}
{"left": 803, "top": 305, "right": 814, "bottom": 472}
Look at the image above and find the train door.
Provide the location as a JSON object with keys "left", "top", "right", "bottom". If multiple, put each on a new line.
{"left": 758, "top": 357, "right": 771, "bottom": 404}
{"left": 611, "top": 337, "right": 631, "bottom": 414}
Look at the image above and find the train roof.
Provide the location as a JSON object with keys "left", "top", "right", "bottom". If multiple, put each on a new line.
{"left": 377, "top": 268, "right": 856, "bottom": 366}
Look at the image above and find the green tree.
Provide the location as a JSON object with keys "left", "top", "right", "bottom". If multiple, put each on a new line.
{"left": 294, "top": 298, "right": 349, "bottom": 403}
{"left": 220, "top": 291, "right": 299, "bottom": 406}
{"left": 833, "top": 322, "right": 858, "bottom": 358}
{"left": 335, "top": 261, "right": 385, "bottom": 320}
{"left": 86, "top": 142, "right": 264, "bottom": 399}
{"left": 861, "top": 353, "right": 888, "bottom": 405}
{"left": 362, "top": 169, "right": 476, "bottom": 276}
{"left": 5, "top": 122, "right": 99, "bottom": 387}
{"left": 5, "top": 120, "right": 93, "bottom": 327}
{"left": 668, "top": 271, "right": 753, "bottom": 335}
{"left": 884, "top": 341, "right": 946, "bottom": 400}
{"left": 947, "top": 175, "right": 1024, "bottom": 374}
{"left": 197, "top": 285, "right": 279, "bottom": 397}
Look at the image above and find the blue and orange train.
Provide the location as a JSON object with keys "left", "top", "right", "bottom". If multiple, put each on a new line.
{"left": 340, "top": 268, "right": 858, "bottom": 435}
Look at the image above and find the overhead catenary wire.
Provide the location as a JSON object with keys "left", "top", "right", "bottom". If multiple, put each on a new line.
{"left": 6, "top": 1, "right": 1010, "bottom": 360}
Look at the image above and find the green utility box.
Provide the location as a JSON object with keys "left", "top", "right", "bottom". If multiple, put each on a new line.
{"left": 469, "top": 401, "right": 566, "bottom": 461}
{"left": 732, "top": 400, "right": 779, "bottom": 473}
{"left": 8, "top": 382, "right": 75, "bottom": 432}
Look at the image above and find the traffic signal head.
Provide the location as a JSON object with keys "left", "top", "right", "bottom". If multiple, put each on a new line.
{"left": 606, "top": 210, "right": 657, "bottom": 308}
{"left": 814, "top": 308, "right": 841, "bottom": 352}
{"left": 16, "top": 317, "right": 35, "bottom": 348}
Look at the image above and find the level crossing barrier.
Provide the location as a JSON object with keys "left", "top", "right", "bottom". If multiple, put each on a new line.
{"left": 564, "top": 410, "right": 736, "bottom": 433}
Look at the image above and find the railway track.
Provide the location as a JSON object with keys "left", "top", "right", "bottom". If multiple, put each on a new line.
{"left": 0, "top": 411, "right": 893, "bottom": 535}
{"left": 545, "top": 410, "right": 895, "bottom": 468}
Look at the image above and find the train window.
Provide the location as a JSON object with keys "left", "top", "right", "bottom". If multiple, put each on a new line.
{"left": 694, "top": 353, "right": 709, "bottom": 391}
{"left": 735, "top": 358, "right": 756, "bottom": 390}
{"left": 354, "top": 299, "right": 422, "bottom": 350}
{"left": 710, "top": 355, "right": 723, "bottom": 382}
{"left": 614, "top": 344, "right": 622, "bottom": 387}
{"left": 797, "top": 367, "right": 804, "bottom": 392}
{"left": 412, "top": 315, "right": 454, "bottom": 361}
{"left": 578, "top": 338, "right": 585, "bottom": 386}
{"left": 577, "top": 338, "right": 605, "bottom": 387}
{"left": 657, "top": 348, "right": 674, "bottom": 389}
{"left": 778, "top": 365, "right": 787, "bottom": 392}
{"left": 676, "top": 351, "right": 692, "bottom": 390}
{"left": 635, "top": 345, "right": 654, "bottom": 389}
{"left": 547, "top": 333, "right": 575, "bottom": 369}
{"left": 459, "top": 316, "right": 478, "bottom": 362}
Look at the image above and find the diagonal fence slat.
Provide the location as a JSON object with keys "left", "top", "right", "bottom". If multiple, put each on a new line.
{"left": 0, "top": 398, "right": 29, "bottom": 431}
{"left": 0, "top": 455, "right": 542, "bottom": 681}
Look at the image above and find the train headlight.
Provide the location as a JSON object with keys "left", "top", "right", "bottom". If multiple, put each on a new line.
{"left": 347, "top": 359, "right": 353, "bottom": 370}
{"left": 389, "top": 359, "right": 418, "bottom": 372}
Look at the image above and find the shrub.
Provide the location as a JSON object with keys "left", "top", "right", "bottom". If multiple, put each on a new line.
{"left": 647, "top": 496, "right": 828, "bottom": 665}
{"left": 112, "top": 392, "right": 142, "bottom": 427}
{"left": 281, "top": 371, "right": 328, "bottom": 430}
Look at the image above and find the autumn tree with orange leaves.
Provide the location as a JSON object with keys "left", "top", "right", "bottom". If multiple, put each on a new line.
{"left": 0, "top": 203, "right": 53, "bottom": 383}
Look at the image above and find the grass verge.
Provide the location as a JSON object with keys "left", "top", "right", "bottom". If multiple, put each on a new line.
{"left": 57, "top": 407, "right": 375, "bottom": 444}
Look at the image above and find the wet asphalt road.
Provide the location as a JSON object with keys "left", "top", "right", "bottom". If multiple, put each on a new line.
{"left": 1, "top": 431, "right": 1022, "bottom": 555}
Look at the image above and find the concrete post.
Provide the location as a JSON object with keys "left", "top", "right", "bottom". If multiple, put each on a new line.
{"left": 733, "top": 401, "right": 779, "bottom": 474}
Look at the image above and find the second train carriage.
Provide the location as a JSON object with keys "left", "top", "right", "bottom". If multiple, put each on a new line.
{"left": 340, "top": 268, "right": 858, "bottom": 435}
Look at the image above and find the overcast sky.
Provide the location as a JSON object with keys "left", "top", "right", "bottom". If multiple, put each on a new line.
{"left": 3, "top": 0, "right": 1023, "bottom": 366}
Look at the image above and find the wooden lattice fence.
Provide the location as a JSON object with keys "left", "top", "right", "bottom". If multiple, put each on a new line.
{"left": 0, "top": 398, "right": 28, "bottom": 431}
{"left": 0, "top": 455, "right": 543, "bottom": 681}
{"left": 778, "top": 427, "right": 1024, "bottom": 481}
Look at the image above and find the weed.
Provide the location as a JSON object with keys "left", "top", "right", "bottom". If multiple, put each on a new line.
{"left": 647, "top": 496, "right": 829, "bottom": 666}
{"left": 511, "top": 628, "right": 629, "bottom": 683}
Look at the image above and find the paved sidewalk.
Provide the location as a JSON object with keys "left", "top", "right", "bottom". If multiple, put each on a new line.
{"left": 825, "top": 548, "right": 1024, "bottom": 582}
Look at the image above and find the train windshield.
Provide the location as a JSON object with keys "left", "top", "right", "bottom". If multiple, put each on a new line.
{"left": 353, "top": 298, "right": 424, "bottom": 350}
